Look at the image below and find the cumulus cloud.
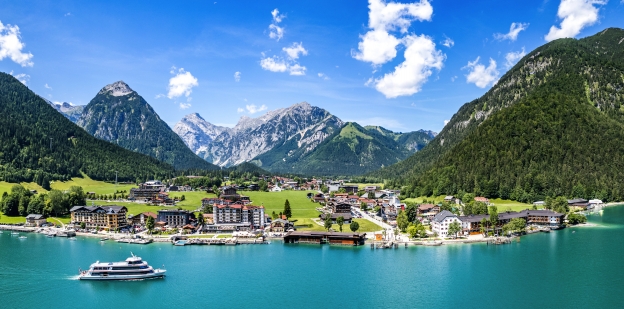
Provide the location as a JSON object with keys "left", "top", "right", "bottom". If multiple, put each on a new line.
{"left": 10, "top": 71, "right": 29, "bottom": 84}
{"left": 441, "top": 36, "right": 454, "bottom": 48}
{"left": 374, "top": 34, "right": 444, "bottom": 98}
{"left": 260, "top": 56, "right": 288, "bottom": 72}
{"left": 505, "top": 47, "right": 526, "bottom": 68}
{"left": 234, "top": 71, "right": 241, "bottom": 82}
{"left": 494, "top": 22, "right": 529, "bottom": 41}
{"left": 464, "top": 57, "right": 499, "bottom": 88}
{"left": 353, "top": 0, "right": 442, "bottom": 98}
{"left": 444, "top": 120, "right": 450, "bottom": 126}
{"left": 269, "top": 9, "right": 285, "bottom": 41}
{"left": 545, "top": 0, "right": 606, "bottom": 42}
{"left": 353, "top": 29, "right": 401, "bottom": 65}
{"left": 44, "top": 83, "right": 52, "bottom": 89}
{"left": 0, "top": 21, "right": 34, "bottom": 67}
{"left": 167, "top": 68, "right": 198, "bottom": 99}
{"left": 283, "top": 42, "right": 307, "bottom": 59}
{"left": 288, "top": 64, "right": 306, "bottom": 76}
{"left": 237, "top": 107, "right": 244, "bottom": 113}
{"left": 179, "top": 102, "right": 191, "bottom": 109}
{"left": 245, "top": 104, "right": 267, "bottom": 114}
{"left": 318, "top": 73, "right": 329, "bottom": 80}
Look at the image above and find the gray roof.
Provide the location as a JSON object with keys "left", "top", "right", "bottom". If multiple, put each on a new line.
{"left": 26, "top": 214, "right": 45, "bottom": 220}
{"left": 458, "top": 214, "right": 489, "bottom": 222}
{"left": 432, "top": 210, "right": 456, "bottom": 223}
{"left": 70, "top": 206, "right": 127, "bottom": 213}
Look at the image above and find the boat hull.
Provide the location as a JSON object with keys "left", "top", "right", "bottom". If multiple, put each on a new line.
{"left": 79, "top": 270, "right": 166, "bottom": 281}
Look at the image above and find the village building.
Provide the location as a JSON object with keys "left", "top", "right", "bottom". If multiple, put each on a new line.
{"left": 70, "top": 206, "right": 128, "bottom": 230}
{"left": 283, "top": 231, "right": 366, "bottom": 246}
{"left": 129, "top": 212, "right": 157, "bottom": 226}
{"left": 269, "top": 219, "right": 294, "bottom": 232}
{"left": 338, "top": 185, "right": 359, "bottom": 194}
{"left": 219, "top": 186, "right": 241, "bottom": 201}
{"left": 431, "top": 210, "right": 462, "bottom": 237}
{"left": 212, "top": 204, "right": 265, "bottom": 230}
{"left": 25, "top": 214, "right": 47, "bottom": 227}
{"left": 474, "top": 197, "right": 490, "bottom": 205}
{"left": 156, "top": 209, "right": 191, "bottom": 228}
{"left": 330, "top": 203, "right": 351, "bottom": 214}
{"left": 140, "top": 180, "right": 166, "bottom": 190}
{"left": 319, "top": 213, "right": 353, "bottom": 224}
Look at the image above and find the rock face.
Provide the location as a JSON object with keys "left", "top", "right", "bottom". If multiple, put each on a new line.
{"left": 44, "top": 99, "right": 84, "bottom": 123}
{"left": 76, "top": 81, "right": 218, "bottom": 170}
{"left": 174, "top": 102, "right": 345, "bottom": 167}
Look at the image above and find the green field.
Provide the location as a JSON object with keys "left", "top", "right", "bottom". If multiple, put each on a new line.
{"left": 344, "top": 183, "right": 384, "bottom": 190}
{"left": 402, "top": 196, "right": 538, "bottom": 213}
{"left": 0, "top": 181, "right": 48, "bottom": 195}
{"left": 51, "top": 176, "right": 136, "bottom": 195}
{"left": 297, "top": 218, "right": 382, "bottom": 233}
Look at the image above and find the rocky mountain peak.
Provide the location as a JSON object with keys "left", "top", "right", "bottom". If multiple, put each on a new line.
{"left": 98, "top": 81, "right": 134, "bottom": 97}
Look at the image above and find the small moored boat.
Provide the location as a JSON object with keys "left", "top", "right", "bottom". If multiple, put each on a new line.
{"left": 19, "top": 236, "right": 27, "bottom": 239}
{"left": 78, "top": 253, "right": 166, "bottom": 280}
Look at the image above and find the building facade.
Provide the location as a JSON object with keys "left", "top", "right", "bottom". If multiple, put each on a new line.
{"left": 156, "top": 210, "right": 191, "bottom": 227}
{"left": 70, "top": 206, "right": 128, "bottom": 229}
{"left": 431, "top": 210, "right": 462, "bottom": 237}
{"left": 213, "top": 204, "right": 265, "bottom": 230}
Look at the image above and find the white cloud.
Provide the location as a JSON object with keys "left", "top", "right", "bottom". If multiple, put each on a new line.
{"left": 288, "top": 64, "right": 306, "bottom": 76}
{"left": 283, "top": 42, "right": 307, "bottom": 59}
{"left": 444, "top": 120, "right": 450, "bottom": 126}
{"left": 0, "top": 21, "right": 34, "bottom": 67}
{"left": 494, "top": 22, "right": 529, "bottom": 41}
{"left": 260, "top": 56, "right": 288, "bottom": 72}
{"left": 245, "top": 104, "right": 267, "bottom": 114}
{"left": 64, "top": 12, "right": 71, "bottom": 17}
{"left": 368, "top": 0, "right": 433, "bottom": 32}
{"left": 451, "top": 75, "right": 457, "bottom": 82}
{"left": 353, "top": 0, "right": 442, "bottom": 97}
{"left": 545, "top": 0, "right": 606, "bottom": 42}
{"left": 234, "top": 71, "right": 241, "bottom": 82}
{"left": 318, "top": 73, "right": 329, "bottom": 80}
{"left": 505, "top": 47, "right": 527, "bottom": 68}
{"left": 237, "top": 107, "right": 244, "bottom": 113}
{"left": 269, "top": 9, "right": 285, "bottom": 41}
{"left": 441, "top": 36, "right": 454, "bottom": 48}
{"left": 464, "top": 57, "right": 499, "bottom": 88}
{"left": 167, "top": 68, "right": 198, "bottom": 99}
{"left": 353, "top": 29, "right": 401, "bottom": 65}
{"left": 179, "top": 102, "right": 191, "bottom": 109}
{"left": 44, "top": 83, "right": 52, "bottom": 89}
{"left": 373, "top": 34, "right": 444, "bottom": 98}
{"left": 10, "top": 71, "right": 29, "bottom": 84}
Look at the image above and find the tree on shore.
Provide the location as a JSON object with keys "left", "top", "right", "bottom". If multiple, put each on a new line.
{"left": 405, "top": 203, "right": 418, "bottom": 223}
{"left": 397, "top": 210, "right": 409, "bottom": 232}
{"left": 350, "top": 221, "right": 360, "bottom": 232}
{"left": 145, "top": 216, "right": 155, "bottom": 234}
{"left": 283, "top": 199, "right": 292, "bottom": 219}
{"left": 448, "top": 221, "right": 461, "bottom": 238}
{"left": 197, "top": 212, "right": 205, "bottom": 229}
{"left": 488, "top": 206, "right": 498, "bottom": 235}
{"left": 568, "top": 212, "right": 587, "bottom": 225}
{"left": 337, "top": 216, "right": 345, "bottom": 232}
{"left": 324, "top": 214, "right": 333, "bottom": 231}
{"left": 480, "top": 218, "right": 488, "bottom": 236}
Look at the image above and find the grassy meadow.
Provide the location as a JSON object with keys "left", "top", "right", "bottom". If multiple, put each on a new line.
{"left": 402, "top": 196, "right": 539, "bottom": 213}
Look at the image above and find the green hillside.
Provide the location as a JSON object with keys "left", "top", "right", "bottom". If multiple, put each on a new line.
{"left": 0, "top": 72, "right": 174, "bottom": 185}
{"left": 77, "top": 81, "right": 218, "bottom": 171}
{"left": 263, "top": 122, "right": 432, "bottom": 176}
{"left": 375, "top": 28, "right": 624, "bottom": 202}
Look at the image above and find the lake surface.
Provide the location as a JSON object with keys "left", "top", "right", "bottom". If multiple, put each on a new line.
{"left": 2, "top": 206, "right": 624, "bottom": 309}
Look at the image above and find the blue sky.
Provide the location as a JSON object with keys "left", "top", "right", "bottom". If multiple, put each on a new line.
{"left": 1, "top": 0, "right": 623, "bottom": 133}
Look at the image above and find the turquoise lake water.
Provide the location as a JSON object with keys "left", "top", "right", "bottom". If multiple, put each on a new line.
{"left": 2, "top": 206, "right": 624, "bottom": 309}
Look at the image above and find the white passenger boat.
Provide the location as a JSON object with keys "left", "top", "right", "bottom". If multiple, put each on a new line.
{"left": 78, "top": 253, "right": 166, "bottom": 280}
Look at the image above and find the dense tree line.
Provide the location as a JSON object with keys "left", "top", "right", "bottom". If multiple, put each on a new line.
{"left": 1, "top": 184, "right": 85, "bottom": 216}
{"left": 0, "top": 72, "right": 176, "bottom": 183}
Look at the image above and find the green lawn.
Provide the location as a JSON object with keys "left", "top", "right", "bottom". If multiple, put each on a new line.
{"left": 402, "top": 196, "right": 539, "bottom": 213}
{"left": 344, "top": 183, "right": 384, "bottom": 190}
{"left": 51, "top": 176, "right": 136, "bottom": 195}
{"left": 402, "top": 195, "right": 447, "bottom": 204}
{"left": 297, "top": 218, "right": 382, "bottom": 233}
{"left": 243, "top": 190, "right": 320, "bottom": 219}
{"left": 0, "top": 181, "right": 48, "bottom": 195}
{"left": 0, "top": 214, "right": 70, "bottom": 225}
{"left": 167, "top": 191, "right": 216, "bottom": 208}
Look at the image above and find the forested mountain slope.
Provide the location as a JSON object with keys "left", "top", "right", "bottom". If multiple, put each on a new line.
{"left": 0, "top": 73, "right": 174, "bottom": 185}
{"left": 375, "top": 28, "right": 624, "bottom": 201}
{"left": 261, "top": 122, "right": 433, "bottom": 176}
